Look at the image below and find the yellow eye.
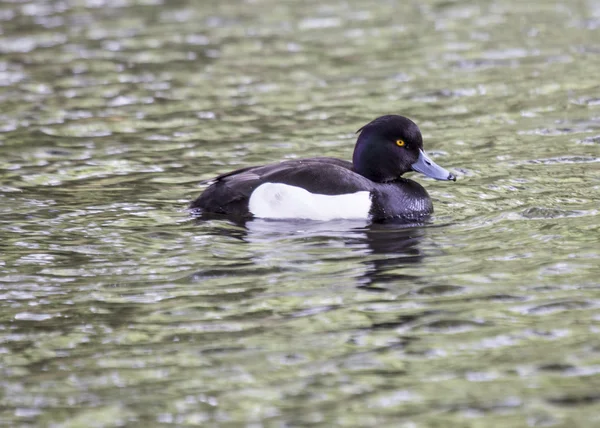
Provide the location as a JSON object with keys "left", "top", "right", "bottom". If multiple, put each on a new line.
{"left": 396, "top": 139, "right": 405, "bottom": 147}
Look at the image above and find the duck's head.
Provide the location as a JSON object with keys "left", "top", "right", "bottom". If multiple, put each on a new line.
{"left": 353, "top": 115, "right": 456, "bottom": 183}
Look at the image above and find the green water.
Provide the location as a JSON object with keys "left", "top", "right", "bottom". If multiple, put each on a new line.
{"left": 1, "top": 0, "right": 600, "bottom": 426}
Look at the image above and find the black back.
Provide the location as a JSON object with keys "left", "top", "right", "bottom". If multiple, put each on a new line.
{"left": 191, "top": 157, "right": 373, "bottom": 215}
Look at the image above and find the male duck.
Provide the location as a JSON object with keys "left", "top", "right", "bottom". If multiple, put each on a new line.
{"left": 190, "top": 115, "right": 456, "bottom": 221}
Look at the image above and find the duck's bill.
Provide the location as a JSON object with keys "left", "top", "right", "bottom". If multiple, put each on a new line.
{"left": 411, "top": 149, "right": 456, "bottom": 181}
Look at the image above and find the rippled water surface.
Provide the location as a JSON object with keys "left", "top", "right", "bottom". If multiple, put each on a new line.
{"left": 1, "top": 0, "right": 600, "bottom": 426}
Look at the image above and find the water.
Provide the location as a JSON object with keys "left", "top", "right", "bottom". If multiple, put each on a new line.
{"left": 1, "top": 0, "right": 600, "bottom": 426}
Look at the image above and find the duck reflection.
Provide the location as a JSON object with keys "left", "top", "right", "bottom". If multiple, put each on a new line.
{"left": 357, "top": 221, "right": 426, "bottom": 289}
{"left": 197, "top": 215, "right": 427, "bottom": 289}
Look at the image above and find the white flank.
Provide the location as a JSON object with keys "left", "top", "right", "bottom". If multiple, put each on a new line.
{"left": 248, "top": 182, "right": 371, "bottom": 221}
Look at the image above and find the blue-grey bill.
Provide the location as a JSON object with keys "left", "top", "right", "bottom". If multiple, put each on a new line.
{"left": 411, "top": 149, "right": 456, "bottom": 181}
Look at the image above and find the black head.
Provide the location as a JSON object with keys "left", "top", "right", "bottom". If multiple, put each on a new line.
{"left": 352, "top": 115, "right": 456, "bottom": 183}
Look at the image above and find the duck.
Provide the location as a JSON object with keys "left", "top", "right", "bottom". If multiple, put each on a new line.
{"left": 190, "top": 115, "right": 456, "bottom": 221}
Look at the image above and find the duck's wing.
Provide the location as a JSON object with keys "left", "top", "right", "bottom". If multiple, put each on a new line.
{"left": 190, "top": 158, "right": 369, "bottom": 214}
{"left": 200, "top": 158, "right": 353, "bottom": 184}
{"left": 257, "top": 158, "right": 368, "bottom": 195}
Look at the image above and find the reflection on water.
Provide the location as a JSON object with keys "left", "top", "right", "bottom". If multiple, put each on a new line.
{"left": 243, "top": 218, "right": 426, "bottom": 288}
{"left": 359, "top": 223, "right": 426, "bottom": 287}
{"left": 190, "top": 216, "right": 428, "bottom": 292}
